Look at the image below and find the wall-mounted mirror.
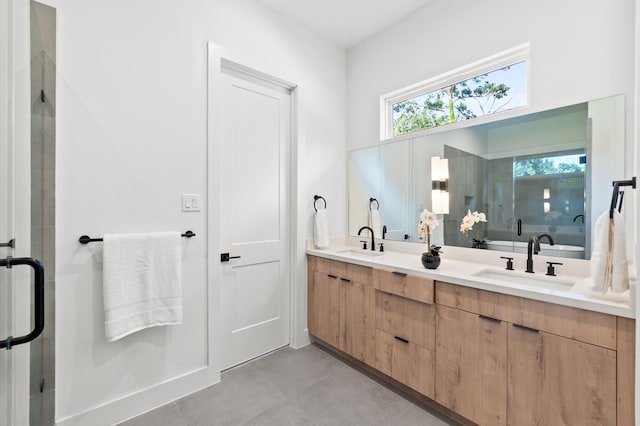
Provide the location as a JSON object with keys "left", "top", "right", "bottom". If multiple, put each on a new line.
{"left": 349, "top": 95, "right": 626, "bottom": 260}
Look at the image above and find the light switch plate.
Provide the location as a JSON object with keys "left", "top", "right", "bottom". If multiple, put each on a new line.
{"left": 182, "top": 194, "right": 201, "bottom": 212}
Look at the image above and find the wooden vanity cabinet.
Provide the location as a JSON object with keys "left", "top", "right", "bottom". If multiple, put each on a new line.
{"left": 308, "top": 257, "right": 634, "bottom": 426}
{"left": 307, "top": 256, "right": 375, "bottom": 366}
{"left": 374, "top": 269, "right": 436, "bottom": 398}
{"left": 436, "top": 281, "right": 633, "bottom": 426}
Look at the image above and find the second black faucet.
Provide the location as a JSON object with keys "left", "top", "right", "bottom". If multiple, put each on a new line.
{"left": 357, "top": 226, "right": 375, "bottom": 251}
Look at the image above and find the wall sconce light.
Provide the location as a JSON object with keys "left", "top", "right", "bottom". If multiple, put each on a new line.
{"left": 543, "top": 188, "right": 550, "bottom": 213}
{"left": 431, "top": 156, "right": 449, "bottom": 214}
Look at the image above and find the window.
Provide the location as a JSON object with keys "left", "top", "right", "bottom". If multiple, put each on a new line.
{"left": 382, "top": 44, "right": 529, "bottom": 139}
{"left": 514, "top": 152, "right": 586, "bottom": 177}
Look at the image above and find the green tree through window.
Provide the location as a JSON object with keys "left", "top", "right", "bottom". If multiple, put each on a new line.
{"left": 392, "top": 61, "right": 526, "bottom": 136}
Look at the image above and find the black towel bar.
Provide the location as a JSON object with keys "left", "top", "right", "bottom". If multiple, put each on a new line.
{"left": 78, "top": 230, "right": 196, "bottom": 244}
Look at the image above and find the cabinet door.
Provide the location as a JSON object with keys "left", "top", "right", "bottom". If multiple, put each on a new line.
{"left": 507, "top": 324, "right": 616, "bottom": 426}
{"left": 339, "top": 279, "right": 376, "bottom": 366}
{"left": 435, "top": 305, "right": 507, "bottom": 426}
{"left": 375, "top": 329, "right": 435, "bottom": 398}
{"left": 308, "top": 271, "right": 340, "bottom": 347}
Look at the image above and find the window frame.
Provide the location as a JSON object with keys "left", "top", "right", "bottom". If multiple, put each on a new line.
{"left": 380, "top": 43, "right": 531, "bottom": 140}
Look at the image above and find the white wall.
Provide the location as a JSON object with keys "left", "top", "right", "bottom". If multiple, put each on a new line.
{"left": 348, "top": 0, "right": 635, "bottom": 155}
{"left": 52, "top": 0, "right": 347, "bottom": 424}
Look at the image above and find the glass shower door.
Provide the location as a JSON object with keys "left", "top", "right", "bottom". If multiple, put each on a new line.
{"left": 0, "top": 0, "right": 16, "bottom": 421}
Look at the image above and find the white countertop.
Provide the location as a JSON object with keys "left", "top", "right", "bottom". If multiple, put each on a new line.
{"left": 307, "top": 237, "right": 635, "bottom": 319}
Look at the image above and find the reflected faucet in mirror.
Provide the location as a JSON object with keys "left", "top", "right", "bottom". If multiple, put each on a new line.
{"left": 357, "top": 226, "right": 375, "bottom": 251}
{"left": 537, "top": 233, "right": 555, "bottom": 246}
{"left": 573, "top": 214, "right": 585, "bottom": 223}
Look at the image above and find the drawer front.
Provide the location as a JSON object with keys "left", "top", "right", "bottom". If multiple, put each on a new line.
{"left": 373, "top": 269, "right": 434, "bottom": 304}
{"left": 375, "top": 329, "right": 435, "bottom": 398}
{"left": 344, "top": 262, "right": 372, "bottom": 285}
{"left": 310, "top": 255, "right": 372, "bottom": 285}
{"left": 312, "top": 256, "right": 346, "bottom": 277}
{"left": 436, "top": 281, "right": 617, "bottom": 349}
{"left": 376, "top": 290, "right": 435, "bottom": 351}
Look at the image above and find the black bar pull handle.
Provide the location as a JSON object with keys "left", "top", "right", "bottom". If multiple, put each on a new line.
{"left": 0, "top": 257, "right": 45, "bottom": 350}
{"left": 220, "top": 253, "right": 241, "bottom": 262}
{"left": 513, "top": 323, "right": 539, "bottom": 334}
{"left": 517, "top": 219, "right": 522, "bottom": 236}
{"left": 394, "top": 336, "right": 409, "bottom": 344}
{"left": 479, "top": 315, "right": 502, "bottom": 324}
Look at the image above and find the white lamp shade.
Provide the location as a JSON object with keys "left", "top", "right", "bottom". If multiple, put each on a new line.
{"left": 431, "top": 156, "right": 449, "bottom": 180}
{"left": 431, "top": 156, "right": 449, "bottom": 214}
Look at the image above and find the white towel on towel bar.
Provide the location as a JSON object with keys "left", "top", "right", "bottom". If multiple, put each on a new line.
{"left": 369, "top": 209, "right": 382, "bottom": 237}
{"left": 103, "top": 231, "right": 183, "bottom": 342}
{"left": 314, "top": 208, "right": 330, "bottom": 248}
{"left": 590, "top": 210, "right": 629, "bottom": 293}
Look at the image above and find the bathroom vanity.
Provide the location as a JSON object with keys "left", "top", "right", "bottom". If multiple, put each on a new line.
{"left": 307, "top": 244, "right": 635, "bottom": 426}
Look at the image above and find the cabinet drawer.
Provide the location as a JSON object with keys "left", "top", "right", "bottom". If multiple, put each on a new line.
{"left": 436, "top": 281, "right": 617, "bottom": 349}
{"left": 312, "top": 256, "right": 346, "bottom": 277}
{"left": 376, "top": 290, "right": 435, "bottom": 351}
{"left": 311, "top": 256, "right": 372, "bottom": 285}
{"left": 373, "top": 269, "right": 434, "bottom": 304}
{"left": 375, "top": 329, "right": 435, "bottom": 398}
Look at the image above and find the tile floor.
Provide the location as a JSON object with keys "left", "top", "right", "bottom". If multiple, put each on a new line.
{"left": 118, "top": 343, "right": 456, "bottom": 426}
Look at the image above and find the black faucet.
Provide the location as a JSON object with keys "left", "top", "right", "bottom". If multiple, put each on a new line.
{"left": 525, "top": 236, "right": 540, "bottom": 273}
{"left": 573, "top": 214, "right": 585, "bottom": 223}
{"left": 357, "top": 226, "right": 375, "bottom": 251}
{"left": 537, "top": 233, "right": 555, "bottom": 246}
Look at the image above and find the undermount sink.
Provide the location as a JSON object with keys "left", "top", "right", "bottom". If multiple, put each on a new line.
{"left": 472, "top": 268, "right": 575, "bottom": 291}
{"left": 336, "top": 249, "right": 385, "bottom": 257}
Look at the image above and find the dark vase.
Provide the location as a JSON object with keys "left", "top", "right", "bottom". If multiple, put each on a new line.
{"left": 471, "top": 239, "right": 488, "bottom": 249}
{"left": 421, "top": 253, "right": 441, "bottom": 269}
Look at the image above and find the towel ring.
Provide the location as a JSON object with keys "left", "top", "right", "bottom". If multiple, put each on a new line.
{"left": 313, "top": 195, "right": 327, "bottom": 212}
{"left": 369, "top": 198, "right": 379, "bottom": 211}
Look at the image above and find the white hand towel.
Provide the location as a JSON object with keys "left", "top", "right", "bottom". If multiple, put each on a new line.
{"left": 610, "top": 211, "right": 629, "bottom": 293}
{"left": 103, "top": 231, "right": 182, "bottom": 342}
{"left": 590, "top": 212, "right": 608, "bottom": 292}
{"left": 369, "top": 209, "right": 382, "bottom": 238}
{"left": 590, "top": 211, "right": 629, "bottom": 293}
{"left": 314, "top": 209, "right": 330, "bottom": 248}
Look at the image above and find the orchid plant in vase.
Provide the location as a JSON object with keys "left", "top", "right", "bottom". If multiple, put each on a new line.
{"left": 460, "top": 209, "right": 488, "bottom": 248}
{"left": 418, "top": 209, "right": 442, "bottom": 256}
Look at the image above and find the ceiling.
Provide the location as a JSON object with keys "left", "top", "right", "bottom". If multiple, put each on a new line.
{"left": 257, "top": 0, "right": 433, "bottom": 49}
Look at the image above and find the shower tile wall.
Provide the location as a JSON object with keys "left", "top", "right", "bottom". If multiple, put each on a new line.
{"left": 30, "top": 2, "right": 56, "bottom": 425}
{"left": 443, "top": 145, "right": 488, "bottom": 247}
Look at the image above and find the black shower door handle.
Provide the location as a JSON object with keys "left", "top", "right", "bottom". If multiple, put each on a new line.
{"left": 0, "top": 257, "right": 45, "bottom": 350}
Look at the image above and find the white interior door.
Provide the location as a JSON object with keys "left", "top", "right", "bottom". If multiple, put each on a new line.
{"left": 219, "top": 69, "right": 291, "bottom": 370}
